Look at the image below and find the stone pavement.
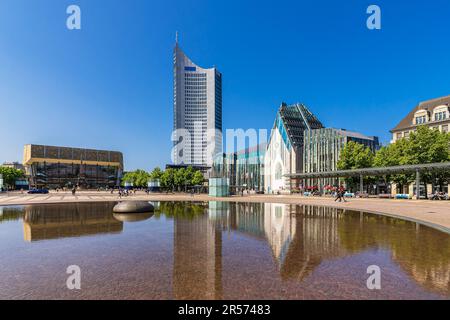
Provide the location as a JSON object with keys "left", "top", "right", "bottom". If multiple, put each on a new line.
{"left": 1, "top": 191, "right": 449, "bottom": 233}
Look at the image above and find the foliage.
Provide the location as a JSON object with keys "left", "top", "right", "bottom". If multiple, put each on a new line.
{"left": 149, "top": 167, "right": 163, "bottom": 181}
{"left": 191, "top": 170, "right": 204, "bottom": 185}
{"left": 121, "top": 169, "right": 151, "bottom": 187}
{"left": 338, "top": 126, "right": 450, "bottom": 191}
{"left": 157, "top": 166, "right": 204, "bottom": 190}
{"left": 337, "top": 141, "right": 375, "bottom": 188}
{"left": 0, "top": 166, "right": 24, "bottom": 189}
{"left": 337, "top": 141, "right": 375, "bottom": 170}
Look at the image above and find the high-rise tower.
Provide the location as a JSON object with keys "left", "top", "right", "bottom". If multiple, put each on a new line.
{"left": 172, "top": 35, "right": 222, "bottom": 167}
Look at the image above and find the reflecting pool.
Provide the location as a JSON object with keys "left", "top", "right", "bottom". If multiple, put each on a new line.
{"left": 0, "top": 201, "right": 449, "bottom": 300}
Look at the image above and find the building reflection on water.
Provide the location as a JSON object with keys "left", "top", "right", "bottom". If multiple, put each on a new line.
{"left": 170, "top": 201, "right": 450, "bottom": 298}
{"left": 22, "top": 202, "right": 123, "bottom": 242}
{"left": 1, "top": 201, "right": 448, "bottom": 297}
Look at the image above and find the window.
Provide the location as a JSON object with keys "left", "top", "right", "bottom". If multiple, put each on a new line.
{"left": 404, "top": 131, "right": 410, "bottom": 138}
{"left": 275, "top": 163, "right": 283, "bottom": 180}
{"left": 415, "top": 115, "right": 426, "bottom": 124}
{"left": 434, "top": 111, "right": 447, "bottom": 121}
{"left": 396, "top": 132, "right": 402, "bottom": 139}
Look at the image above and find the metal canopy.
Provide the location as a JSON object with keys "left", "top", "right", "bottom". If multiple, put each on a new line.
{"left": 284, "top": 162, "right": 450, "bottom": 179}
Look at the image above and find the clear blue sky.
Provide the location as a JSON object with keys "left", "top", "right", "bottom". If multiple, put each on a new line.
{"left": 1, "top": 0, "right": 449, "bottom": 171}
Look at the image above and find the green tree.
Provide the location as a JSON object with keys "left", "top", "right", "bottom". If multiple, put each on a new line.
{"left": 403, "top": 126, "right": 450, "bottom": 165}
{"left": 373, "top": 139, "right": 409, "bottom": 188}
{"left": 121, "top": 169, "right": 150, "bottom": 187}
{"left": 337, "top": 141, "right": 375, "bottom": 170}
{"left": 0, "top": 167, "right": 24, "bottom": 189}
{"left": 191, "top": 170, "right": 204, "bottom": 186}
{"left": 160, "top": 168, "right": 175, "bottom": 191}
{"left": 337, "top": 141, "right": 375, "bottom": 191}
{"left": 402, "top": 126, "right": 450, "bottom": 194}
{"left": 149, "top": 167, "right": 163, "bottom": 181}
{"left": 184, "top": 166, "right": 195, "bottom": 186}
{"left": 174, "top": 168, "right": 187, "bottom": 191}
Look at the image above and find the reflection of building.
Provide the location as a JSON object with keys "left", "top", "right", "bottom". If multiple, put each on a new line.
{"left": 264, "top": 103, "right": 324, "bottom": 193}
{"left": 303, "top": 128, "right": 380, "bottom": 187}
{"left": 23, "top": 202, "right": 123, "bottom": 241}
{"left": 391, "top": 95, "right": 450, "bottom": 142}
{"left": 170, "top": 202, "right": 450, "bottom": 297}
{"left": 173, "top": 212, "right": 222, "bottom": 299}
{"left": 23, "top": 144, "right": 123, "bottom": 189}
{"left": 173, "top": 37, "right": 222, "bottom": 167}
{"left": 212, "top": 144, "right": 266, "bottom": 193}
{"left": 263, "top": 203, "right": 296, "bottom": 266}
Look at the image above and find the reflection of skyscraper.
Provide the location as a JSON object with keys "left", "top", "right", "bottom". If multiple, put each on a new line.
{"left": 173, "top": 36, "right": 222, "bottom": 166}
{"left": 23, "top": 203, "right": 123, "bottom": 242}
{"left": 173, "top": 212, "right": 222, "bottom": 299}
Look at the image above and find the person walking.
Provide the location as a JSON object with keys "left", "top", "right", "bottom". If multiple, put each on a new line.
{"left": 334, "top": 186, "right": 342, "bottom": 202}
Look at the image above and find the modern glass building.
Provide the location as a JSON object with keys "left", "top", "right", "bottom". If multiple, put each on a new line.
{"left": 23, "top": 144, "right": 123, "bottom": 189}
{"left": 302, "top": 128, "right": 380, "bottom": 188}
{"left": 173, "top": 37, "right": 222, "bottom": 167}
{"left": 264, "top": 103, "right": 324, "bottom": 193}
{"left": 212, "top": 144, "right": 266, "bottom": 193}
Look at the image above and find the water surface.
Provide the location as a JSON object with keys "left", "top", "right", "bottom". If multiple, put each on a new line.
{"left": 0, "top": 201, "right": 449, "bottom": 300}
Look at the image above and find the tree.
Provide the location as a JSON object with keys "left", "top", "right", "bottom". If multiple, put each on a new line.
{"left": 337, "top": 141, "right": 375, "bottom": 191}
{"left": 0, "top": 166, "right": 24, "bottom": 190}
{"left": 402, "top": 126, "right": 450, "bottom": 194}
{"left": 337, "top": 141, "right": 375, "bottom": 170}
{"left": 174, "top": 168, "right": 187, "bottom": 191}
{"left": 149, "top": 167, "right": 163, "bottom": 181}
{"left": 372, "top": 126, "right": 450, "bottom": 194}
{"left": 403, "top": 126, "right": 450, "bottom": 165}
{"left": 191, "top": 171, "right": 204, "bottom": 186}
{"left": 121, "top": 169, "right": 150, "bottom": 187}
{"left": 373, "top": 139, "right": 410, "bottom": 188}
{"left": 160, "top": 168, "right": 175, "bottom": 191}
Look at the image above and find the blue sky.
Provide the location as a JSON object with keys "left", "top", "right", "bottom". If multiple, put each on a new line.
{"left": 1, "top": 0, "right": 449, "bottom": 171}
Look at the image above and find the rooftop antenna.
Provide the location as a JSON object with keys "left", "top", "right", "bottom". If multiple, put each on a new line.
{"left": 176, "top": 31, "right": 179, "bottom": 44}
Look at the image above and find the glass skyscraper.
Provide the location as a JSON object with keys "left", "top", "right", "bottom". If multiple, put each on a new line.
{"left": 173, "top": 38, "right": 222, "bottom": 167}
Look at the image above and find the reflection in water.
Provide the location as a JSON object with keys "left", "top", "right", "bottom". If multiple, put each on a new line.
{"left": 113, "top": 212, "right": 154, "bottom": 222}
{"left": 23, "top": 202, "right": 123, "bottom": 242}
{"left": 0, "top": 206, "right": 24, "bottom": 224}
{"left": 0, "top": 201, "right": 448, "bottom": 299}
{"left": 173, "top": 207, "right": 222, "bottom": 300}
{"left": 178, "top": 202, "right": 450, "bottom": 298}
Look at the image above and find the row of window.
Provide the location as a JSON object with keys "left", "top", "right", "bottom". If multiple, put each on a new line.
{"left": 415, "top": 111, "right": 448, "bottom": 124}
{"left": 396, "top": 124, "right": 449, "bottom": 139}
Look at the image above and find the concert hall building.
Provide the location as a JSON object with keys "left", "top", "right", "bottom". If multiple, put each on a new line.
{"left": 23, "top": 144, "right": 123, "bottom": 189}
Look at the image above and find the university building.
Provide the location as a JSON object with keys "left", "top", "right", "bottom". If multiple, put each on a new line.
{"left": 264, "top": 103, "right": 324, "bottom": 193}
{"left": 23, "top": 144, "right": 123, "bottom": 189}
{"left": 264, "top": 103, "right": 380, "bottom": 194}
{"left": 303, "top": 128, "right": 380, "bottom": 188}
{"left": 172, "top": 37, "right": 222, "bottom": 168}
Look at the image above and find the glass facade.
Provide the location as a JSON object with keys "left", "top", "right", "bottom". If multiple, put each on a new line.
{"left": 213, "top": 145, "right": 266, "bottom": 193}
{"left": 23, "top": 144, "right": 123, "bottom": 189}
{"left": 302, "top": 128, "right": 380, "bottom": 188}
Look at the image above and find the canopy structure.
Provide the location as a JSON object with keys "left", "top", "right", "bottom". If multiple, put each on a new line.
{"left": 284, "top": 162, "right": 450, "bottom": 199}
